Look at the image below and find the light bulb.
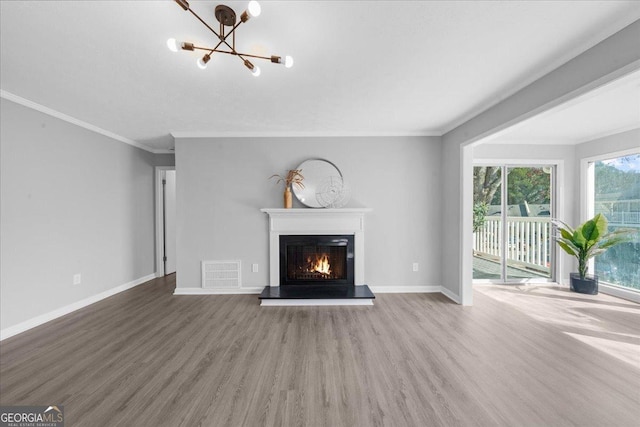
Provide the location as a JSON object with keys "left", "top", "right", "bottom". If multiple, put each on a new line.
{"left": 197, "top": 57, "right": 208, "bottom": 69}
{"left": 167, "top": 38, "right": 179, "bottom": 52}
{"left": 251, "top": 65, "right": 261, "bottom": 77}
{"left": 248, "top": 1, "right": 261, "bottom": 17}
{"left": 284, "top": 55, "right": 294, "bottom": 68}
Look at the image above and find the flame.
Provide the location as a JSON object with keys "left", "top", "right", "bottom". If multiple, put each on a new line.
{"left": 309, "top": 254, "right": 331, "bottom": 276}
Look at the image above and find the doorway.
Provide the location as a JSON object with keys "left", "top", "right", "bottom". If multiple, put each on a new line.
{"left": 155, "top": 167, "right": 176, "bottom": 276}
{"left": 473, "top": 164, "right": 555, "bottom": 283}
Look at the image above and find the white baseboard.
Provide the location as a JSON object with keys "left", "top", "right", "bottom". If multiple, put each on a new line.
{"left": 369, "top": 285, "right": 441, "bottom": 293}
{"left": 439, "top": 286, "right": 461, "bottom": 304}
{"left": 369, "top": 285, "right": 462, "bottom": 304}
{"left": 173, "top": 287, "right": 264, "bottom": 295}
{"left": 598, "top": 283, "right": 640, "bottom": 303}
{"left": 173, "top": 286, "right": 463, "bottom": 306}
{"left": 0, "top": 274, "right": 156, "bottom": 341}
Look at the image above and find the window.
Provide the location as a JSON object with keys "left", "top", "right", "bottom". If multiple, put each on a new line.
{"left": 473, "top": 164, "right": 555, "bottom": 282}
{"left": 590, "top": 153, "right": 640, "bottom": 291}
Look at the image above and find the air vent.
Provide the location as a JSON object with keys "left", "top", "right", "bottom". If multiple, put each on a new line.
{"left": 201, "top": 260, "right": 241, "bottom": 289}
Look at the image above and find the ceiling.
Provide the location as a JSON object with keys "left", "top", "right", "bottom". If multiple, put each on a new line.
{"left": 483, "top": 68, "right": 640, "bottom": 145}
{"left": 2, "top": 1, "right": 640, "bottom": 152}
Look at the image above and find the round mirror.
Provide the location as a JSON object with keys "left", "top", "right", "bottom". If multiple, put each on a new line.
{"left": 293, "top": 159, "right": 343, "bottom": 208}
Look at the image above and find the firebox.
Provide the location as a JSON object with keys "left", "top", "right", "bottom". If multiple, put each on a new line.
{"left": 279, "top": 235, "right": 355, "bottom": 286}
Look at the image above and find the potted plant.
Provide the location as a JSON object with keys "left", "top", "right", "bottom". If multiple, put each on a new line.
{"left": 270, "top": 169, "right": 304, "bottom": 209}
{"left": 553, "top": 213, "right": 634, "bottom": 294}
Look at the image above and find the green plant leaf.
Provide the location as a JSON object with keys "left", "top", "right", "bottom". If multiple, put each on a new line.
{"left": 556, "top": 237, "right": 579, "bottom": 252}
{"left": 573, "top": 225, "right": 587, "bottom": 247}
{"left": 598, "top": 235, "right": 633, "bottom": 250}
{"left": 557, "top": 241, "right": 577, "bottom": 257}
{"left": 559, "top": 228, "right": 573, "bottom": 240}
{"left": 581, "top": 213, "right": 607, "bottom": 243}
{"left": 552, "top": 218, "right": 574, "bottom": 233}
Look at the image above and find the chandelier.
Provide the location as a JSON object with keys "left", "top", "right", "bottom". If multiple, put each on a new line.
{"left": 168, "top": 0, "right": 293, "bottom": 76}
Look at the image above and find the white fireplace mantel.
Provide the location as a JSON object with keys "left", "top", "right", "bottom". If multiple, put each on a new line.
{"left": 260, "top": 208, "right": 372, "bottom": 287}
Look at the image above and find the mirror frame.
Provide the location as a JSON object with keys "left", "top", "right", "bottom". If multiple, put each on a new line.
{"left": 292, "top": 158, "right": 343, "bottom": 208}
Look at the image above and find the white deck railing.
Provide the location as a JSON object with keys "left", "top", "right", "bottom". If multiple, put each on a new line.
{"left": 474, "top": 216, "right": 551, "bottom": 274}
{"left": 595, "top": 199, "right": 640, "bottom": 225}
{"left": 601, "top": 211, "right": 640, "bottom": 225}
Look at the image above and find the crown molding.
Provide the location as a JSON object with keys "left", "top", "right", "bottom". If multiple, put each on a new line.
{"left": 492, "top": 124, "right": 639, "bottom": 146}
{"left": 170, "top": 130, "right": 443, "bottom": 139}
{"left": 0, "top": 90, "right": 164, "bottom": 154}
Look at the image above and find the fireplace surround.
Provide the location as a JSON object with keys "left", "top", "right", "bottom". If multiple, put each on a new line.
{"left": 260, "top": 208, "right": 371, "bottom": 287}
{"left": 260, "top": 208, "right": 373, "bottom": 305}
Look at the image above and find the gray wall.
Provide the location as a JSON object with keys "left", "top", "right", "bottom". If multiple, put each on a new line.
{"left": 175, "top": 136, "right": 442, "bottom": 290}
{"left": 576, "top": 128, "right": 640, "bottom": 160}
{"left": 440, "top": 142, "right": 463, "bottom": 298}
{"left": 0, "top": 98, "right": 174, "bottom": 330}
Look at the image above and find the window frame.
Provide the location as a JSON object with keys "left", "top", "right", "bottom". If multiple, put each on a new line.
{"left": 472, "top": 159, "right": 561, "bottom": 284}
{"left": 581, "top": 147, "right": 640, "bottom": 302}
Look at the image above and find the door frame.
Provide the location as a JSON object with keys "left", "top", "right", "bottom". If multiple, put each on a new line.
{"left": 155, "top": 166, "right": 176, "bottom": 277}
{"left": 471, "top": 158, "right": 565, "bottom": 284}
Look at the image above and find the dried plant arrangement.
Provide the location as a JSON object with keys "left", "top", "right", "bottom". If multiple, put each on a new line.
{"left": 270, "top": 169, "right": 305, "bottom": 189}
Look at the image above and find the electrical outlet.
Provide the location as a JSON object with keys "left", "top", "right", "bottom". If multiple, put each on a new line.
{"left": 412, "top": 263, "right": 419, "bottom": 272}
{"left": 73, "top": 273, "right": 81, "bottom": 285}
{"left": 252, "top": 263, "right": 259, "bottom": 273}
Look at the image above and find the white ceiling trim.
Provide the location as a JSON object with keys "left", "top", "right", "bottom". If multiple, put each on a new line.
{"left": 483, "top": 125, "right": 640, "bottom": 146}
{"left": 481, "top": 138, "right": 575, "bottom": 146}
{"left": 170, "top": 130, "right": 442, "bottom": 139}
{"left": 0, "top": 90, "right": 167, "bottom": 154}
{"left": 571, "top": 124, "right": 640, "bottom": 145}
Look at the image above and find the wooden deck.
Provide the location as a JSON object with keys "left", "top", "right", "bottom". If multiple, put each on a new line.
{"left": 473, "top": 254, "right": 548, "bottom": 280}
{"left": 1, "top": 275, "right": 638, "bottom": 426}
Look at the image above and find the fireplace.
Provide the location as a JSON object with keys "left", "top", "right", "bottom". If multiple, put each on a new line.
{"left": 279, "top": 235, "right": 354, "bottom": 286}
{"left": 260, "top": 209, "right": 374, "bottom": 305}
{"left": 260, "top": 208, "right": 371, "bottom": 288}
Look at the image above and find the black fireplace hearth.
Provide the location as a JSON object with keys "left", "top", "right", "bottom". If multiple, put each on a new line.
{"left": 259, "top": 284, "right": 375, "bottom": 301}
{"left": 279, "top": 235, "right": 354, "bottom": 286}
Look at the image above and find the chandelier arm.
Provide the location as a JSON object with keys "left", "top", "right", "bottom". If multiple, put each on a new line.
{"left": 187, "top": 8, "right": 221, "bottom": 39}
{"left": 234, "top": 52, "right": 274, "bottom": 61}
{"left": 190, "top": 46, "right": 270, "bottom": 61}
{"left": 220, "top": 21, "right": 243, "bottom": 50}
{"left": 192, "top": 45, "right": 225, "bottom": 53}
{"left": 227, "top": 21, "right": 243, "bottom": 38}
{"left": 219, "top": 19, "right": 238, "bottom": 41}
{"left": 220, "top": 39, "right": 236, "bottom": 55}
{"left": 207, "top": 40, "right": 225, "bottom": 56}
{"left": 214, "top": 49, "right": 241, "bottom": 57}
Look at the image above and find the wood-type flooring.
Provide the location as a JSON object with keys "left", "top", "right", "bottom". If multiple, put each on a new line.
{"left": 1, "top": 276, "right": 638, "bottom": 426}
